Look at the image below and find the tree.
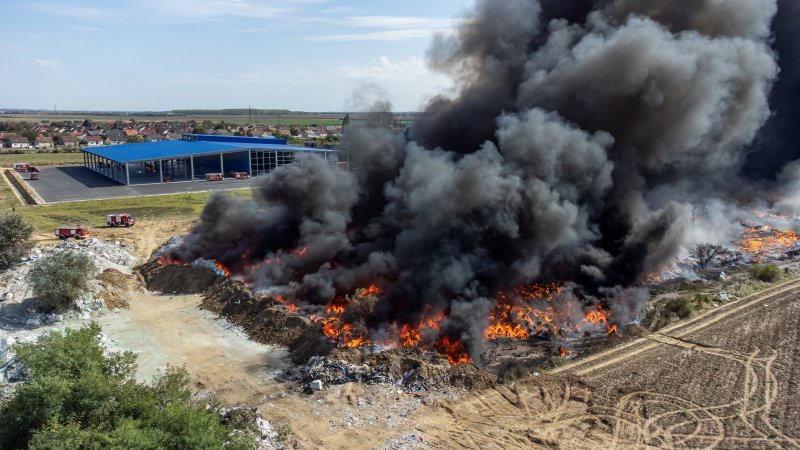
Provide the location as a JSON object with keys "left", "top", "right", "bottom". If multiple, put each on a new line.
{"left": 342, "top": 113, "right": 351, "bottom": 127}
{"left": 289, "top": 127, "right": 299, "bottom": 136}
{"left": 0, "top": 214, "right": 33, "bottom": 271}
{"left": 691, "top": 243, "right": 725, "bottom": 269}
{"left": 27, "top": 251, "right": 97, "bottom": 311}
{"left": 0, "top": 323, "right": 249, "bottom": 449}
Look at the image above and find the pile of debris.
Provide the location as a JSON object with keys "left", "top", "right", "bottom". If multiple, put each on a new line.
{"left": 140, "top": 261, "right": 222, "bottom": 295}
{"left": 0, "top": 239, "right": 138, "bottom": 326}
{"left": 298, "top": 350, "right": 495, "bottom": 392}
{"left": 202, "top": 281, "right": 312, "bottom": 347}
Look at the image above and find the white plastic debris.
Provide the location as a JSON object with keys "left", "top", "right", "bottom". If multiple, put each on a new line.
{"left": 309, "top": 379, "right": 324, "bottom": 391}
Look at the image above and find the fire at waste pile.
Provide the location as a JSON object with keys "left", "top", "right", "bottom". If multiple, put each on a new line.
{"left": 159, "top": 0, "right": 800, "bottom": 365}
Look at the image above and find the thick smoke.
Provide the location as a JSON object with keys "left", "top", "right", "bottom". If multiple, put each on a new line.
{"left": 173, "top": 0, "right": 791, "bottom": 361}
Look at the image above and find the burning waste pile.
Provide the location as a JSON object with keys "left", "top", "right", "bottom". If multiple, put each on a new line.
{"left": 156, "top": 0, "right": 800, "bottom": 367}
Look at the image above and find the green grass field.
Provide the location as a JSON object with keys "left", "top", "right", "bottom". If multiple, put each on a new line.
{"left": 0, "top": 152, "right": 84, "bottom": 167}
{"left": 0, "top": 114, "right": 347, "bottom": 127}
{"left": 0, "top": 174, "right": 250, "bottom": 232}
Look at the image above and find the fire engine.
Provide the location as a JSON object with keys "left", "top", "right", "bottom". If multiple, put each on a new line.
{"left": 13, "top": 162, "right": 31, "bottom": 172}
{"left": 107, "top": 213, "right": 136, "bottom": 227}
{"left": 205, "top": 173, "right": 224, "bottom": 181}
{"left": 55, "top": 227, "right": 90, "bottom": 240}
{"left": 232, "top": 172, "right": 250, "bottom": 179}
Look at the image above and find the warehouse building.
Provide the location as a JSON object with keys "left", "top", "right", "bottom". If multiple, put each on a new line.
{"left": 80, "top": 134, "right": 340, "bottom": 185}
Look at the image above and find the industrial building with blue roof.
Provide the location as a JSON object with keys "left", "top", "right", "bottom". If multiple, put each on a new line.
{"left": 80, "top": 134, "right": 340, "bottom": 185}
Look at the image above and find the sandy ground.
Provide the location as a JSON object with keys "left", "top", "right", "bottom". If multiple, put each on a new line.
{"left": 98, "top": 291, "right": 440, "bottom": 448}
{"left": 96, "top": 293, "right": 287, "bottom": 390}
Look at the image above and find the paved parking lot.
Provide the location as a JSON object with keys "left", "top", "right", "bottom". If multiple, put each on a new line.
{"left": 19, "top": 166, "right": 259, "bottom": 203}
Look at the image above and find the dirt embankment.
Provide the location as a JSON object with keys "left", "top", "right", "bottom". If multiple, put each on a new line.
{"left": 3, "top": 168, "right": 44, "bottom": 205}
{"left": 140, "top": 262, "right": 313, "bottom": 348}
{"left": 97, "top": 268, "right": 141, "bottom": 309}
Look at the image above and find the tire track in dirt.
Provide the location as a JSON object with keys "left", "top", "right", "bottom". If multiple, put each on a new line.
{"left": 420, "top": 278, "right": 800, "bottom": 449}
{"left": 554, "top": 277, "right": 800, "bottom": 378}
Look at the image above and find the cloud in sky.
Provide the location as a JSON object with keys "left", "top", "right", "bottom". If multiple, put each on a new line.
{"left": 34, "top": 59, "right": 62, "bottom": 68}
{"left": 310, "top": 15, "right": 459, "bottom": 42}
{"left": 2, "top": 0, "right": 472, "bottom": 110}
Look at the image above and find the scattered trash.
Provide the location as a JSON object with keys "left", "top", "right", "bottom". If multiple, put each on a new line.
{"left": 309, "top": 379, "right": 324, "bottom": 391}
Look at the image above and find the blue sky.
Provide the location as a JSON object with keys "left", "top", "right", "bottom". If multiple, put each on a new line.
{"left": 0, "top": 0, "right": 473, "bottom": 112}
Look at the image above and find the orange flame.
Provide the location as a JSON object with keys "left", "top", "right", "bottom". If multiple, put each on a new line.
{"left": 737, "top": 226, "right": 798, "bottom": 261}
{"left": 211, "top": 259, "right": 231, "bottom": 277}
{"left": 435, "top": 337, "right": 473, "bottom": 365}
{"left": 157, "top": 254, "right": 189, "bottom": 267}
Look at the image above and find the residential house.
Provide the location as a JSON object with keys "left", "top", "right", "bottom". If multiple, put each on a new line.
{"left": 123, "top": 129, "right": 139, "bottom": 138}
{"left": 10, "top": 137, "right": 31, "bottom": 149}
{"left": 35, "top": 136, "right": 54, "bottom": 149}
{"left": 82, "top": 135, "right": 104, "bottom": 146}
{"left": 164, "top": 133, "right": 183, "bottom": 140}
{"left": 106, "top": 129, "right": 127, "bottom": 145}
{"left": 140, "top": 128, "right": 158, "bottom": 139}
{"left": 55, "top": 135, "right": 80, "bottom": 147}
{"left": 145, "top": 134, "right": 162, "bottom": 143}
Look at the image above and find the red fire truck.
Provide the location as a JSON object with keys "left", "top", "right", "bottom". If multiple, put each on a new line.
{"left": 232, "top": 172, "right": 250, "bottom": 179}
{"left": 55, "top": 227, "right": 90, "bottom": 240}
{"left": 107, "top": 213, "right": 135, "bottom": 227}
{"left": 13, "top": 162, "right": 31, "bottom": 172}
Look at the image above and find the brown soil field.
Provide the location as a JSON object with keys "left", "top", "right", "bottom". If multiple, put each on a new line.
{"left": 414, "top": 278, "right": 800, "bottom": 449}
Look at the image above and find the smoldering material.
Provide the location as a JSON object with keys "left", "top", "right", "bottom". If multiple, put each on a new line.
{"left": 172, "top": 0, "right": 792, "bottom": 359}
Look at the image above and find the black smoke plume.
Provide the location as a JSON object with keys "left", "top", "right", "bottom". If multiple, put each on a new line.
{"left": 173, "top": 0, "right": 791, "bottom": 361}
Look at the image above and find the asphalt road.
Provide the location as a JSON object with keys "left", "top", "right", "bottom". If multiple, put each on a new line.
{"left": 20, "top": 166, "right": 259, "bottom": 203}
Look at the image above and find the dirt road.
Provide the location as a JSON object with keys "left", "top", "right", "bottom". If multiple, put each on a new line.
{"left": 96, "top": 293, "right": 288, "bottom": 401}
{"left": 417, "top": 278, "right": 800, "bottom": 449}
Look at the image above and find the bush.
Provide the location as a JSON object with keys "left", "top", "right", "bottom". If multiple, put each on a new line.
{"left": 27, "top": 251, "right": 97, "bottom": 311}
{"left": 0, "top": 214, "right": 33, "bottom": 271}
{"left": 749, "top": 264, "right": 781, "bottom": 283}
{"left": 496, "top": 360, "right": 530, "bottom": 383}
{"left": 0, "top": 323, "right": 247, "bottom": 449}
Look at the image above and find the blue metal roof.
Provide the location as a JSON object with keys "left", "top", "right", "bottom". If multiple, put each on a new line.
{"left": 186, "top": 134, "right": 287, "bottom": 145}
{"left": 81, "top": 139, "right": 333, "bottom": 163}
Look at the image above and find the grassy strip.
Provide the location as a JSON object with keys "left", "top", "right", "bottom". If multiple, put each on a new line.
{"left": 0, "top": 181, "right": 250, "bottom": 232}
{"left": 0, "top": 114, "right": 345, "bottom": 126}
{"left": 0, "top": 152, "right": 84, "bottom": 167}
